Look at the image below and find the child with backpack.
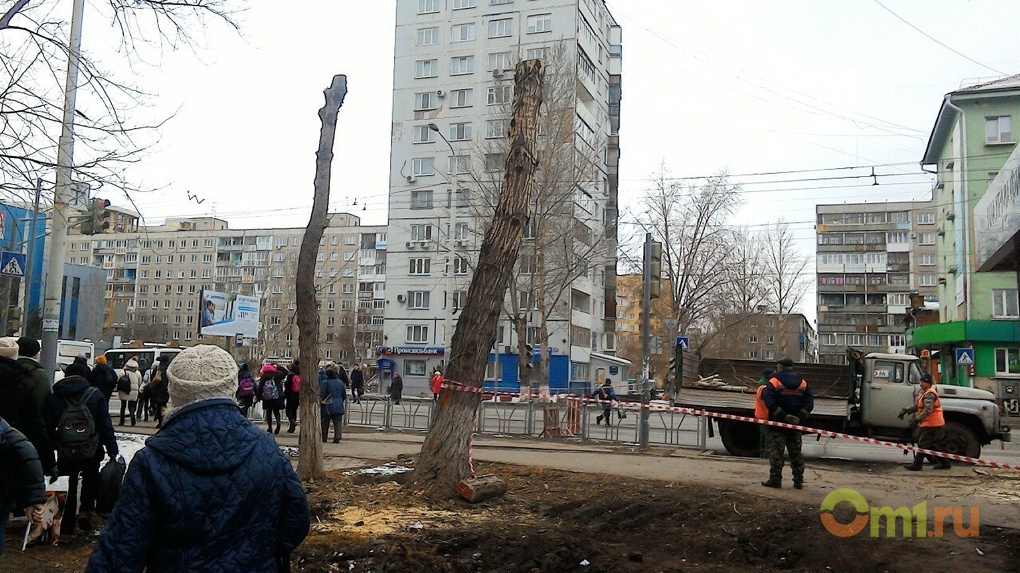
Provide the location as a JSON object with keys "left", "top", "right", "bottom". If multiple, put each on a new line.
{"left": 284, "top": 361, "right": 302, "bottom": 433}
{"left": 258, "top": 364, "right": 284, "bottom": 434}
{"left": 236, "top": 363, "right": 257, "bottom": 418}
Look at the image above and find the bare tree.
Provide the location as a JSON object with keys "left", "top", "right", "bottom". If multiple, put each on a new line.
{"left": 760, "top": 218, "right": 809, "bottom": 356}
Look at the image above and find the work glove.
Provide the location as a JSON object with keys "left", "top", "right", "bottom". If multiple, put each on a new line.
{"left": 783, "top": 414, "right": 800, "bottom": 425}
{"left": 772, "top": 408, "right": 785, "bottom": 421}
{"left": 897, "top": 407, "right": 912, "bottom": 420}
{"left": 799, "top": 409, "right": 810, "bottom": 422}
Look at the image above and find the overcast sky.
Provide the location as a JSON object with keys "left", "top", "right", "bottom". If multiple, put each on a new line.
{"left": 75, "top": 0, "right": 1020, "bottom": 318}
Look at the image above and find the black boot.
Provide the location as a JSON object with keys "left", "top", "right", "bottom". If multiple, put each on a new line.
{"left": 761, "top": 479, "right": 782, "bottom": 489}
{"left": 933, "top": 455, "right": 951, "bottom": 470}
{"left": 596, "top": 415, "right": 603, "bottom": 425}
{"left": 904, "top": 453, "right": 924, "bottom": 471}
{"left": 287, "top": 421, "right": 296, "bottom": 433}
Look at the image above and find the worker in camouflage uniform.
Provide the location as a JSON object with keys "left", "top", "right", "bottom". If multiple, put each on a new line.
{"left": 761, "top": 358, "right": 813, "bottom": 489}
{"left": 899, "top": 373, "right": 951, "bottom": 471}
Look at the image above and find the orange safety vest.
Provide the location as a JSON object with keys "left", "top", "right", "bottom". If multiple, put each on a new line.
{"left": 768, "top": 377, "right": 808, "bottom": 396}
{"left": 916, "top": 386, "right": 945, "bottom": 428}
{"left": 754, "top": 385, "right": 769, "bottom": 420}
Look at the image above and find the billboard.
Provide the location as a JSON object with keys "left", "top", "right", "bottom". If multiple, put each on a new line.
{"left": 199, "top": 290, "right": 260, "bottom": 338}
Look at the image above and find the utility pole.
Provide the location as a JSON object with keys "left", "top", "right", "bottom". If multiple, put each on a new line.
{"left": 40, "top": 0, "right": 85, "bottom": 376}
{"left": 428, "top": 123, "right": 458, "bottom": 366}
{"left": 639, "top": 233, "right": 652, "bottom": 448}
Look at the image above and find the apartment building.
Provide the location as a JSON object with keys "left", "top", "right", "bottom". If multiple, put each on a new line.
{"left": 65, "top": 208, "right": 386, "bottom": 365}
{"left": 384, "top": 0, "right": 622, "bottom": 394}
{"left": 815, "top": 200, "right": 939, "bottom": 365}
{"left": 703, "top": 313, "right": 817, "bottom": 364}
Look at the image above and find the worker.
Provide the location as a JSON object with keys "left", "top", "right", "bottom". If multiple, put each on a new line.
{"left": 899, "top": 373, "right": 951, "bottom": 471}
{"left": 754, "top": 368, "right": 774, "bottom": 459}
{"left": 761, "top": 358, "right": 813, "bottom": 489}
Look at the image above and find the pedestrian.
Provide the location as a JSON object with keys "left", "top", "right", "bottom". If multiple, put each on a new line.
{"left": 350, "top": 363, "right": 365, "bottom": 404}
{"left": 16, "top": 336, "right": 51, "bottom": 412}
{"left": 755, "top": 368, "right": 774, "bottom": 459}
{"left": 71, "top": 354, "right": 92, "bottom": 380}
{"left": 761, "top": 358, "right": 813, "bottom": 490}
{"left": 149, "top": 355, "right": 172, "bottom": 427}
{"left": 236, "top": 362, "right": 257, "bottom": 418}
{"left": 0, "top": 337, "right": 54, "bottom": 477}
{"left": 43, "top": 359, "right": 118, "bottom": 535}
{"left": 900, "top": 373, "right": 951, "bottom": 471}
{"left": 137, "top": 359, "right": 152, "bottom": 422}
{"left": 389, "top": 372, "right": 403, "bottom": 405}
{"left": 89, "top": 354, "right": 119, "bottom": 402}
{"left": 0, "top": 416, "right": 47, "bottom": 558}
{"left": 592, "top": 378, "right": 617, "bottom": 426}
{"left": 430, "top": 368, "right": 444, "bottom": 401}
{"left": 84, "top": 345, "right": 310, "bottom": 572}
{"left": 259, "top": 363, "right": 283, "bottom": 434}
{"left": 319, "top": 367, "right": 347, "bottom": 443}
{"left": 336, "top": 362, "right": 351, "bottom": 388}
{"left": 117, "top": 358, "right": 142, "bottom": 426}
{"left": 285, "top": 360, "right": 302, "bottom": 433}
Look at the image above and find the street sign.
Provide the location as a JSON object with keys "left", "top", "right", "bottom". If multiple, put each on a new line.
{"left": 675, "top": 336, "right": 689, "bottom": 351}
{"left": 955, "top": 347, "right": 975, "bottom": 366}
{"left": 0, "top": 251, "right": 26, "bottom": 277}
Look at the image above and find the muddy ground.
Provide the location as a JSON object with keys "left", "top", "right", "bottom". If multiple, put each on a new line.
{"left": 6, "top": 457, "right": 1017, "bottom": 573}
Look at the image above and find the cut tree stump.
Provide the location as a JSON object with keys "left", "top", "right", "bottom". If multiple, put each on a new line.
{"left": 456, "top": 475, "right": 508, "bottom": 503}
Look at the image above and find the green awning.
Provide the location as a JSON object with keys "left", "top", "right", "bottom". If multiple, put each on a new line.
{"left": 907, "top": 320, "right": 1020, "bottom": 347}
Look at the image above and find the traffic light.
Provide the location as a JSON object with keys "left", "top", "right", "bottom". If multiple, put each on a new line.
{"left": 523, "top": 344, "right": 534, "bottom": 369}
{"left": 6, "top": 307, "right": 21, "bottom": 336}
{"left": 82, "top": 198, "right": 111, "bottom": 235}
{"left": 648, "top": 240, "right": 662, "bottom": 299}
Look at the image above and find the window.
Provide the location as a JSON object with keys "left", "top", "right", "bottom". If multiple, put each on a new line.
{"left": 417, "top": 0, "right": 439, "bottom": 14}
{"left": 450, "top": 55, "right": 474, "bottom": 75}
{"left": 451, "top": 23, "right": 475, "bottom": 42}
{"left": 889, "top": 211, "right": 909, "bottom": 223}
{"left": 452, "top": 290, "right": 466, "bottom": 311}
{"left": 886, "top": 231, "right": 908, "bottom": 244}
{"left": 415, "top": 91, "right": 436, "bottom": 111}
{"left": 917, "top": 233, "right": 936, "bottom": 245}
{"left": 525, "top": 46, "right": 548, "bottom": 61}
{"left": 453, "top": 0, "right": 476, "bottom": 8}
{"left": 519, "top": 254, "right": 537, "bottom": 274}
{"left": 486, "top": 118, "right": 510, "bottom": 138}
{"left": 449, "top": 122, "right": 472, "bottom": 141}
{"left": 410, "top": 224, "right": 433, "bottom": 242}
{"left": 413, "top": 124, "right": 435, "bottom": 144}
{"left": 919, "top": 253, "right": 936, "bottom": 266}
{"left": 411, "top": 190, "right": 433, "bottom": 209}
{"left": 985, "top": 116, "right": 1013, "bottom": 144}
{"left": 405, "top": 359, "right": 428, "bottom": 376}
{"left": 488, "top": 18, "right": 512, "bottom": 38}
{"left": 408, "top": 291, "right": 430, "bottom": 309}
{"left": 890, "top": 334, "right": 905, "bottom": 347}
{"left": 449, "top": 155, "right": 470, "bottom": 174}
{"left": 526, "top": 13, "right": 552, "bottom": 33}
{"left": 487, "top": 84, "right": 512, "bottom": 105}
{"left": 417, "top": 27, "right": 438, "bottom": 46}
{"left": 488, "top": 51, "right": 512, "bottom": 71}
{"left": 995, "top": 348, "right": 1020, "bottom": 376}
{"left": 449, "top": 88, "right": 472, "bottom": 108}
{"left": 415, "top": 59, "right": 439, "bottom": 79}
{"left": 519, "top": 291, "right": 536, "bottom": 310}
{"left": 491, "top": 0, "right": 512, "bottom": 4}
{"left": 411, "top": 157, "right": 435, "bottom": 176}
{"left": 748, "top": 335, "right": 758, "bottom": 344}
{"left": 916, "top": 212, "right": 935, "bottom": 224}
{"left": 409, "top": 258, "right": 431, "bottom": 275}
{"left": 454, "top": 256, "right": 470, "bottom": 275}
{"left": 406, "top": 325, "right": 429, "bottom": 344}
{"left": 485, "top": 153, "right": 503, "bottom": 172}
{"left": 992, "top": 288, "right": 1019, "bottom": 318}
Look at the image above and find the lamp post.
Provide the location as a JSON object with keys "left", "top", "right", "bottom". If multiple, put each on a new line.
{"left": 427, "top": 122, "right": 458, "bottom": 363}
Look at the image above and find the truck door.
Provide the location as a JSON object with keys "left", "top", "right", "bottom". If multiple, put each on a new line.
{"left": 861, "top": 359, "right": 915, "bottom": 428}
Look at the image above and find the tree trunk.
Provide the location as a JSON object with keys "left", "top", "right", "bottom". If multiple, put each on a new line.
{"left": 412, "top": 60, "right": 544, "bottom": 498}
{"left": 296, "top": 74, "right": 348, "bottom": 481}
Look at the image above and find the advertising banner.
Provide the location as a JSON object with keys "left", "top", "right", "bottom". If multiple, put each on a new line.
{"left": 199, "top": 289, "right": 260, "bottom": 338}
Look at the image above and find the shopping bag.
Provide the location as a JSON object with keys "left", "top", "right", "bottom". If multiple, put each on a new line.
{"left": 95, "top": 455, "right": 127, "bottom": 513}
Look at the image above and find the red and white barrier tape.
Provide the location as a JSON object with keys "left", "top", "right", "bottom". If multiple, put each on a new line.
{"left": 440, "top": 382, "right": 1018, "bottom": 471}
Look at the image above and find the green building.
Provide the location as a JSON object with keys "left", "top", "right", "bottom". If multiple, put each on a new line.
{"left": 908, "top": 74, "right": 1020, "bottom": 421}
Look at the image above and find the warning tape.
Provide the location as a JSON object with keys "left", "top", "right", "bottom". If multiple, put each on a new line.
{"left": 440, "top": 382, "right": 1020, "bottom": 471}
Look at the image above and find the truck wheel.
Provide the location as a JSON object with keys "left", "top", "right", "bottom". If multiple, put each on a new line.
{"left": 718, "top": 420, "right": 761, "bottom": 458}
{"left": 942, "top": 421, "right": 980, "bottom": 459}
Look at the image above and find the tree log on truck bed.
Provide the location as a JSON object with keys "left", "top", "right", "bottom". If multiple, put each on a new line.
{"left": 697, "top": 357, "right": 855, "bottom": 399}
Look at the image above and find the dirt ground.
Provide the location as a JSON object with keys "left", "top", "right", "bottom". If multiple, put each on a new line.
{"left": 4, "top": 458, "right": 1019, "bottom": 573}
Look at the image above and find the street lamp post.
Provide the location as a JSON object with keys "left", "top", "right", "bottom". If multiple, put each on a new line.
{"left": 427, "top": 123, "right": 458, "bottom": 363}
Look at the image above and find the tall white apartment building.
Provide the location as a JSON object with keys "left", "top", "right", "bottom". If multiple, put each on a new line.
{"left": 384, "top": 0, "right": 622, "bottom": 394}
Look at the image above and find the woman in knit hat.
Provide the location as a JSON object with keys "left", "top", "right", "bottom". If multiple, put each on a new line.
{"left": 86, "top": 345, "right": 309, "bottom": 572}
{"left": 117, "top": 359, "right": 142, "bottom": 426}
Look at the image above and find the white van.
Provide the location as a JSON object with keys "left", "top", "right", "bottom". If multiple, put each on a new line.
{"left": 105, "top": 346, "right": 183, "bottom": 377}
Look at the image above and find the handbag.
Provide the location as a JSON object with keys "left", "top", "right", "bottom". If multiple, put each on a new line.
{"left": 320, "top": 394, "right": 333, "bottom": 405}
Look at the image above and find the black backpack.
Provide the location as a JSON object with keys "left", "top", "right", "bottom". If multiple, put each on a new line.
{"left": 56, "top": 387, "right": 99, "bottom": 462}
{"left": 116, "top": 374, "right": 131, "bottom": 394}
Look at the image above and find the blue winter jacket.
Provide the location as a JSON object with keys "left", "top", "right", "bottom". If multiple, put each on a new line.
{"left": 320, "top": 376, "right": 347, "bottom": 416}
{"left": 85, "top": 398, "right": 309, "bottom": 573}
{"left": 762, "top": 367, "right": 814, "bottom": 422}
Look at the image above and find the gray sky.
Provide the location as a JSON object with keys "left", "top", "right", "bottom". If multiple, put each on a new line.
{"left": 89, "top": 0, "right": 1020, "bottom": 317}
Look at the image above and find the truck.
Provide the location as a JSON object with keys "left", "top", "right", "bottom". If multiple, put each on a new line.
{"left": 674, "top": 350, "right": 1011, "bottom": 459}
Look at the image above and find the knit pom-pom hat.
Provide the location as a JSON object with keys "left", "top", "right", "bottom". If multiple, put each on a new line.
{"left": 166, "top": 345, "right": 238, "bottom": 406}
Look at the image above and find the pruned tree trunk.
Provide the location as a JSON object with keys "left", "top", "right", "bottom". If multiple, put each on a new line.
{"left": 296, "top": 74, "right": 348, "bottom": 481}
{"left": 412, "top": 60, "right": 544, "bottom": 498}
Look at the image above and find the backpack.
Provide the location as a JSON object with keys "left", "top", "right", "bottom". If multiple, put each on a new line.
{"left": 117, "top": 374, "right": 132, "bottom": 394}
{"left": 238, "top": 375, "right": 256, "bottom": 398}
{"left": 262, "top": 379, "right": 279, "bottom": 401}
{"left": 56, "top": 387, "right": 99, "bottom": 462}
{"left": 287, "top": 373, "right": 301, "bottom": 394}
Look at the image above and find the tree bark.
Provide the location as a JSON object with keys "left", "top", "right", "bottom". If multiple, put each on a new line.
{"left": 412, "top": 60, "right": 544, "bottom": 498}
{"left": 296, "top": 74, "right": 347, "bottom": 481}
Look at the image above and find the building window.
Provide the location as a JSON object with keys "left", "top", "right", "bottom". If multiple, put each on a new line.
{"left": 916, "top": 233, "right": 936, "bottom": 245}
{"left": 766, "top": 335, "right": 774, "bottom": 344}
{"left": 748, "top": 334, "right": 758, "bottom": 344}
{"left": 985, "top": 116, "right": 1013, "bottom": 144}
{"left": 410, "top": 224, "right": 433, "bottom": 241}
{"left": 453, "top": 0, "right": 476, "bottom": 8}
{"left": 415, "top": 91, "right": 436, "bottom": 111}
{"left": 410, "top": 190, "right": 434, "bottom": 209}
{"left": 405, "top": 359, "right": 428, "bottom": 376}
{"left": 890, "top": 334, "right": 905, "bottom": 347}
{"left": 485, "top": 153, "right": 503, "bottom": 172}
{"left": 409, "top": 258, "right": 431, "bottom": 275}
{"left": 454, "top": 256, "right": 470, "bottom": 275}
{"left": 417, "top": 0, "right": 439, "bottom": 14}
{"left": 406, "top": 325, "right": 429, "bottom": 344}
{"left": 886, "top": 231, "right": 908, "bottom": 244}
{"left": 488, "top": 18, "right": 513, "bottom": 38}
{"left": 451, "top": 23, "right": 475, "bottom": 42}
{"left": 411, "top": 157, "right": 435, "bottom": 176}
{"left": 822, "top": 334, "right": 837, "bottom": 346}
{"left": 916, "top": 212, "right": 935, "bottom": 224}
{"left": 453, "top": 290, "right": 466, "bottom": 311}
{"left": 488, "top": 51, "right": 513, "bottom": 71}
{"left": 487, "top": 84, "right": 512, "bottom": 105}
{"left": 992, "top": 289, "right": 1019, "bottom": 318}
{"left": 919, "top": 253, "right": 936, "bottom": 266}
{"left": 486, "top": 118, "right": 510, "bottom": 138}
{"left": 417, "top": 27, "right": 438, "bottom": 46}
{"left": 412, "top": 124, "right": 435, "bottom": 144}
{"left": 415, "top": 59, "right": 439, "bottom": 79}
{"left": 450, "top": 55, "right": 474, "bottom": 75}
{"left": 747, "top": 350, "right": 757, "bottom": 359}
{"left": 449, "top": 122, "right": 472, "bottom": 141}
{"left": 919, "top": 274, "right": 937, "bottom": 287}
{"left": 408, "top": 291, "right": 430, "bottom": 309}
{"left": 449, "top": 155, "right": 471, "bottom": 174}
{"left": 526, "top": 13, "right": 552, "bottom": 33}
{"left": 764, "top": 350, "right": 774, "bottom": 360}
{"left": 525, "top": 46, "right": 549, "bottom": 61}
{"left": 449, "top": 88, "right": 472, "bottom": 108}
{"left": 491, "top": 0, "right": 512, "bottom": 4}
{"left": 995, "top": 348, "right": 1020, "bottom": 376}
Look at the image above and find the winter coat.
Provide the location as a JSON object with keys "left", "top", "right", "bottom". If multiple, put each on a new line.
{"left": 350, "top": 368, "right": 364, "bottom": 390}
{"left": 337, "top": 366, "right": 350, "bottom": 386}
{"left": 0, "top": 417, "right": 46, "bottom": 509}
{"left": 389, "top": 375, "right": 403, "bottom": 398}
{"left": 762, "top": 367, "right": 814, "bottom": 422}
{"left": 118, "top": 369, "right": 142, "bottom": 402}
{"left": 0, "top": 355, "right": 54, "bottom": 474}
{"left": 430, "top": 372, "right": 444, "bottom": 395}
{"left": 89, "top": 362, "right": 119, "bottom": 401}
{"left": 319, "top": 376, "right": 347, "bottom": 416}
{"left": 259, "top": 373, "right": 285, "bottom": 408}
{"left": 84, "top": 399, "right": 310, "bottom": 573}
{"left": 148, "top": 366, "right": 170, "bottom": 405}
{"left": 16, "top": 356, "right": 51, "bottom": 412}
{"left": 43, "top": 375, "right": 118, "bottom": 468}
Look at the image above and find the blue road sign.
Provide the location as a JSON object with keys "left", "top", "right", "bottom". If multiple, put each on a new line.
{"left": 0, "top": 251, "right": 26, "bottom": 277}
{"left": 675, "top": 336, "right": 689, "bottom": 351}
{"left": 955, "top": 347, "right": 975, "bottom": 366}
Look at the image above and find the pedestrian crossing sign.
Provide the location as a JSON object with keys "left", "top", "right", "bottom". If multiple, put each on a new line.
{"left": 0, "top": 251, "right": 25, "bottom": 277}
{"left": 955, "top": 347, "right": 975, "bottom": 366}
